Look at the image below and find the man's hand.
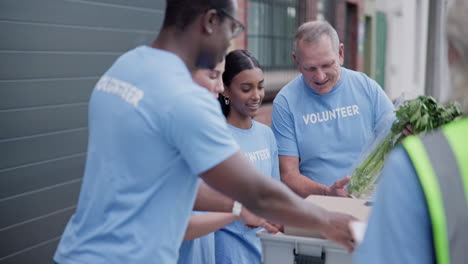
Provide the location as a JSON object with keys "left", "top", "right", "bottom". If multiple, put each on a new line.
{"left": 319, "top": 211, "right": 357, "bottom": 252}
{"left": 325, "top": 176, "right": 351, "bottom": 197}
{"left": 402, "top": 124, "right": 414, "bottom": 137}
{"left": 238, "top": 207, "right": 280, "bottom": 234}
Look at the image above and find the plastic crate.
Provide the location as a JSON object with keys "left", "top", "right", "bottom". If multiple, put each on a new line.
{"left": 257, "top": 230, "right": 351, "bottom": 264}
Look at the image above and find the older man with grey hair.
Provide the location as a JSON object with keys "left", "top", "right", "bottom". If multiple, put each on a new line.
{"left": 271, "top": 21, "right": 394, "bottom": 198}
{"left": 354, "top": 0, "right": 468, "bottom": 263}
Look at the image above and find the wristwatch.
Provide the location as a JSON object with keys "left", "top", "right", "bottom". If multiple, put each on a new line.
{"left": 232, "top": 201, "right": 243, "bottom": 216}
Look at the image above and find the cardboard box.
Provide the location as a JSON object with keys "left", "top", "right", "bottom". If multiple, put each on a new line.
{"left": 284, "top": 195, "right": 372, "bottom": 238}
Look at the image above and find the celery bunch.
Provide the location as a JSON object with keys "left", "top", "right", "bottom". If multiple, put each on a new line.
{"left": 347, "top": 96, "right": 462, "bottom": 197}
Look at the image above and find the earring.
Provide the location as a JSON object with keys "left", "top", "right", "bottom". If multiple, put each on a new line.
{"left": 224, "top": 97, "right": 230, "bottom": 105}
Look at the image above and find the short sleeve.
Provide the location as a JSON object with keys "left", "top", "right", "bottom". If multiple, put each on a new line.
{"left": 353, "top": 146, "right": 435, "bottom": 264}
{"left": 369, "top": 79, "right": 395, "bottom": 135}
{"left": 268, "top": 130, "right": 280, "bottom": 181}
{"left": 271, "top": 95, "right": 299, "bottom": 157}
{"left": 163, "top": 90, "right": 239, "bottom": 175}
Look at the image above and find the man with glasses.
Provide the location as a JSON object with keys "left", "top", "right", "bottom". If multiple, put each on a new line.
{"left": 217, "top": 8, "right": 245, "bottom": 38}
{"left": 53, "top": 1, "right": 356, "bottom": 264}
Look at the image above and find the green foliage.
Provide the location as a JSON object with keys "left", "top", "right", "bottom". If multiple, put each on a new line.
{"left": 348, "top": 96, "right": 462, "bottom": 197}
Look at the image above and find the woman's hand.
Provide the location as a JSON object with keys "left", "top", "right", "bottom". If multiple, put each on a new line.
{"left": 238, "top": 207, "right": 281, "bottom": 233}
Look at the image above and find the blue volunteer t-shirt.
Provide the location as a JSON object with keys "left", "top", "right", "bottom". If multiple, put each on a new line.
{"left": 272, "top": 68, "right": 394, "bottom": 185}
{"left": 53, "top": 46, "right": 239, "bottom": 264}
{"left": 178, "top": 212, "right": 216, "bottom": 264}
{"left": 215, "top": 121, "right": 280, "bottom": 264}
{"left": 353, "top": 146, "right": 434, "bottom": 263}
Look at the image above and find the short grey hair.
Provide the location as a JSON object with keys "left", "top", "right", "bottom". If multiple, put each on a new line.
{"left": 294, "top": 21, "right": 340, "bottom": 56}
{"left": 446, "top": 0, "right": 468, "bottom": 113}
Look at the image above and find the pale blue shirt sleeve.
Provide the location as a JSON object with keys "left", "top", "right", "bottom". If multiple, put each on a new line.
{"left": 270, "top": 133, "right": 280, "bottom": 181}
{"left": 163, "top": 90, "right": 239, "bottom": 175}
{"left": 271, "top": 95, "right": 299, "bottom": 157}
{"left": 368, "top": 78, "right": 395, "bottom": 136}
{"left": 353, "top": 146, "right": 435, "bottom": 264}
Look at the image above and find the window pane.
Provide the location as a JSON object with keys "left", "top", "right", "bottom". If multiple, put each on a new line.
{"left": 248, "top": 0, "right": 301, "bottom": 70}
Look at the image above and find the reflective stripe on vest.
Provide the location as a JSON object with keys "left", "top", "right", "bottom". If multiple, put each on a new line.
{"left": 403, "top": 118, "right": 468, "bottom": 264}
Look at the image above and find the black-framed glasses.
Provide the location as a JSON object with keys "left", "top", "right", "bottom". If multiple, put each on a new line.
{"left": 216, "top": 8, "right": 245, "bottom": 38}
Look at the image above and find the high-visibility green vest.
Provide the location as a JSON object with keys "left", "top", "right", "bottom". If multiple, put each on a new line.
{"left": 402, "top": 117, "right": 468, "bottom": 264}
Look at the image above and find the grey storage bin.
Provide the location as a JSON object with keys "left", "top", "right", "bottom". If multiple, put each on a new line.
{"left": 257, "top": 230, "right": 351, "bottom": 264}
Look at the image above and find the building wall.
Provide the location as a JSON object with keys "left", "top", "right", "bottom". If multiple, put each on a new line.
{"left": 333, "top": 0, "right": 365, "bottom": 72}
{"left": 376, "top": 0, "right": 429, "bottom": 100}
{"left": 243, "top": 0, "right": 309, "bottom": 102}
{"left": 0, "top": 1, "right": 165, "bottom": 263}
{"left": 363, "top": 0, "right": 377, "bottom": 79}
{"left": 233, "top": 0, "right": 248, "bottom": 50}
{"left": 425, "top": 0, "right": 452, "bottom": 103}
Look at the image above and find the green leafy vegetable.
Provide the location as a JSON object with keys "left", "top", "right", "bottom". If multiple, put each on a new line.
{"left": 348, "top": 96, "right": 462, "bottom": 197}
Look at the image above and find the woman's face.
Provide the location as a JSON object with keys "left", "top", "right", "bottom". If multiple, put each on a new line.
{"left": 225, "top": 67, "right": 265, "bottom": 118}
{"left": 193, "top": 59, "right": 225, "bottom": 98}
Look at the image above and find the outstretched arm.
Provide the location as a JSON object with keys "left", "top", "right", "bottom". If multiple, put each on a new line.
{"left": 279, "top": 155, "right": 350, "bottom": 198}
{"left": 183, "top": 213, "right": 236, "bottom": 241}
{"left": 200, "top": 151, "right": 356, "bottom": 252}
{"left": 193, "top": 181, "right": 234, "bottom": 212}
{"left": 184, "top": 207, "right": 281, "bottom": 241}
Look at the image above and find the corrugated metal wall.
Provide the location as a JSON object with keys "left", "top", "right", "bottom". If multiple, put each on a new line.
{"left": 0, "top": 1, "right": 165, "bottom": 263}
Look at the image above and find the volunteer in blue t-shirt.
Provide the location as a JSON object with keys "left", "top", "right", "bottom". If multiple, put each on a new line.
{"left": 178, "top": 57, "right": 279, "bottom": 264}
{"left": 354, "top": 1, "right": 468, "bottom": 262}
{"left": 215, "top": 50, "right": 280, "bottom": 264}
{"left": 177, "top": 59, "right": 231, "bottom": 264}
{"left": 53, "top": 2, "right": 358, "bottom": 264}
{"left": 272, "top": 21, "right": 394, "bottom": 198}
